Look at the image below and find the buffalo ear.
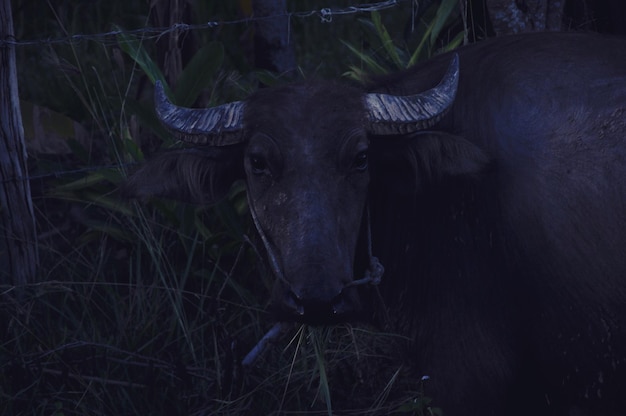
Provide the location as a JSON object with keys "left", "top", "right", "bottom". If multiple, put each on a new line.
{"left": 370, "top": 132, "right": 490, "bottom": 193}
{"left": 406, "top": 131, "right": 490, "bottom": 180}
{"left": 121, "top": 146, "right": 244, "bottom": 205}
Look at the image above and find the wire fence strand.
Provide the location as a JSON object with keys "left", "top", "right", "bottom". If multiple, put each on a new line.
{"left": 1, "top": 0, "right": 406, "bottom": 48}
{"left": 0, "top": 0, "right": 413, "bottom": 186}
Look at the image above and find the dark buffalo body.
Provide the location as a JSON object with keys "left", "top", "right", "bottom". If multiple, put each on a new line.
{"left": 369, "top": 33, "right": 626, "bottom": 415}
{"left": 126, "top": 32, "right": 626, "bottom": 415}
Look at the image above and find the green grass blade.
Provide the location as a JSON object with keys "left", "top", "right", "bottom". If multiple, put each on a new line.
{"left": 430, "top": 0, "right": 459, "bottom": 45}
{"left": 408, "top": 21, "right": 434, "bottom": 68}
{"left": 442, "top": 30, "right": 466, "bottom": 52}
{"left": 175, "top": 42, "right": 225, "bottom": 107}
{"left": 340, "top": 40, "right": 388, "bottom": 75}
{"left": 115, "top": 24, "right": 168, "bottom": 93}
{"left": 371, "top": 11, "right": 403, "bottom": 69}
{"left": 310, "top": 327, "right": 333, "bottom": 416}
{"left": 52, "top": 171, "right": 117, "bottom": 192}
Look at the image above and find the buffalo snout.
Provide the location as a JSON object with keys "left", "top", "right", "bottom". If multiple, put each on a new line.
{"left": 271, "top": 268, "right": 361, "bottom": 325}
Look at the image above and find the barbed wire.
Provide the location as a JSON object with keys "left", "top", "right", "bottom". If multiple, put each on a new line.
{"left": 0, "top": 0, "right": 413, "bottom": 186}
{"left": 1, "top": 0, "right": 407, "bottom": 48}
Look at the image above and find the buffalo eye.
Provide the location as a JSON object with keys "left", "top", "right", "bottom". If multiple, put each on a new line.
{"left": 353, "top": 151, "right": 368, "bottom": 172}
{"left": 249, "top": 155, "right": 268, "bottom": 175}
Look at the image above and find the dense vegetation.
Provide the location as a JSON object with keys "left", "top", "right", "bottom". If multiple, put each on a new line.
{"left": 3, "top": 1, "right": 472, "bottom": 414}
{"left": 5, "top": 0, "right": 626, "bottom": 413}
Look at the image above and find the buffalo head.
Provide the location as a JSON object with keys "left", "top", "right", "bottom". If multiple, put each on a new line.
{"left": 126, "top": 56, "right": 470, "bottom": 324}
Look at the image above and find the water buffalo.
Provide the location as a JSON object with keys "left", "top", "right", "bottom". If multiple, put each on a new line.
{"left": 125, "top": 32, "right": 626, "bottom": 415}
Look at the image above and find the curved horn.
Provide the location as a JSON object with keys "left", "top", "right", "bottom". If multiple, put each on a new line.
{"left": 154, "top": 81, "right": 246, "bottom": 146}
{"left": 365, "top": 54, "right": 459, "bottom": 135}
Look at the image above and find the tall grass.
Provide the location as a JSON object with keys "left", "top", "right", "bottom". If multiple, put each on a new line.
{"left": 2, "top": 1, "right": 464, "bottom": 414}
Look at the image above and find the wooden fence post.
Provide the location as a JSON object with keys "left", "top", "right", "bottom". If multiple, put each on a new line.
{"left": 0, "top": 0, "right": 38, "bottom": 287}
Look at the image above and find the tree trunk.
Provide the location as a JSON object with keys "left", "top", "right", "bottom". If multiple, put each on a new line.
{"left": 253, "top": 0, "right": 296, "bottom": 77}
{"left": 0, "top": 0, "right": 38, "bottom": 287}
{"left": 486, "top": 0, "right": 564, "bottom": 35}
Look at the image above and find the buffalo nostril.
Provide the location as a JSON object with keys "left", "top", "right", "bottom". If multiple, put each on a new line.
{"left": 284, "top": 288, "right": 351, "bottom": 321}
{"left": 332, "top": 291, "right": 347, "bottom": 315}
{"left": 287, "top": 290, "right": 305, "bottom": 316}
{"left": 332, "top": 299, "right": 342, "bottom": 315}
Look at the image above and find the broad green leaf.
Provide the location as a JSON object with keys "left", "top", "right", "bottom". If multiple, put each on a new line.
{"left": 371, "top": 11, "right": 403, "bottom": 69}
{"left": 193, "top": 214, "right": 214, "bottom": 240}
{"left": 253, "top": 70, "right": 285, "bottom": 87}
{"left": 228, "top": 180, "right": 248, "bottom": 216}
{"left": 430, "top": 0, "right": 459, "bottom": 45}
{"left": 340, "top": 40, "right": 387, "bottom": 75}
{"left": 21, "top": 101, "right": 77, "bottom": 141}
{"left": 152, "top": 200, "right": 182, "bottom": 228}
{"left": 442, "top": 30, "right": 466, "bottom": 52}
{"left": 96, "top": 168, "right": 127, "bottom": 185}
{"left": 342, "top": 65, "right": 371, "bottom": 83}
{"left": 53, "top": 171, "right": 112, "bottom": 192}
{"left": 409, "top": 20, "right": 436, "bottom": 68}
{"left": 79, "top": 222, "right": 134, "bottom": 243}
{"left": 122, "top": 97, "right": 173, "bottom": 144}
{"left": 214, "top": 199, "right": 245, "bottom": 237}
{"left": 115, "top": 24, "right": 169, "bottom": 94}
{"left": 175, "top": 42, "right": 225, "bottom": 107}
{"left": 83, "top": 192, "right": 136, "bottom": 217}
{"left": 408, "top": 0, "right": 459, "bottom": 68}
{"left": 121, "top": 135, "right": 144, "bottom": 163}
